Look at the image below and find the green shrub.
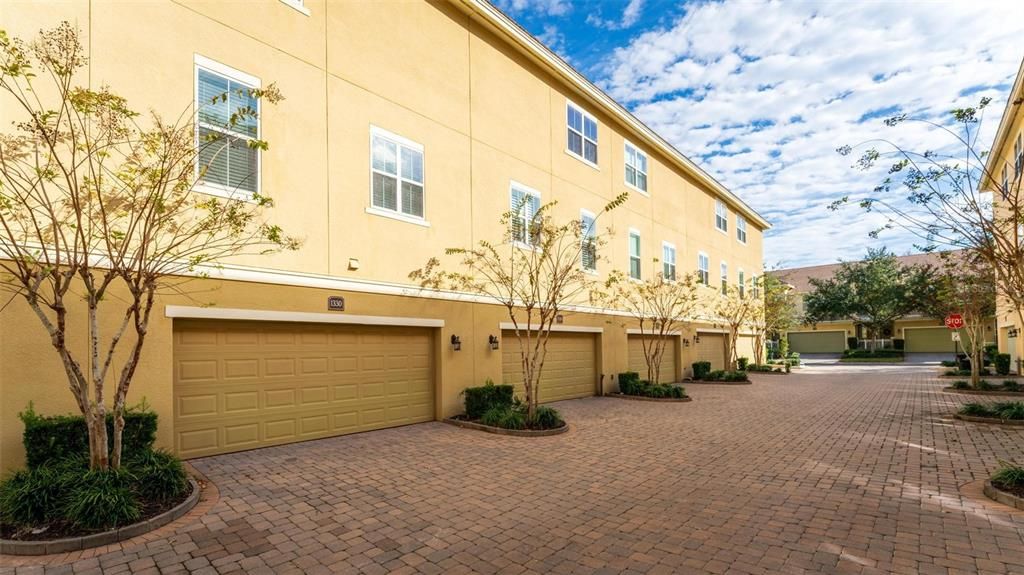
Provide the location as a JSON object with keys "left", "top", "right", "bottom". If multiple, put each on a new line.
{"left": 985, "top": 343, "right": 1000, "bottom": 363}
{"left": 941, "top": 360, "right": 958, "bottom": 368}
{"left": 992, "top": 401, "right": 1024, "bottom": 420}
{"left": 619, "top": 380, "right": 687, "bottom": 398}
{"left": 528, "top": 406, "right": 564, "bottom": 429}
{"left": 951, "top": 380, "right": 970, "bottom": 390}
{"left": 959, "top": 403, "right": 994, "bottom": 417}
{"left": 480, "top": 405, "right": 525, "bottom": 430}
{"left": 785, "top": 362, "right": 791, "bottom": 373}
{"left": 20, "top": 403, "right": 157, "bottom": 469}
{"left": 463, "top": 379, "right": 515, "bottom": 420}
{"left": 691, "top": 361, "right": 711, "bottom": 381}
{"left": 992, "top": 460, "right": 1024, "bottom": 489}
{"left": 748, "top": 364, "right": 775, "bottom": 372}
{"left": 1004, "top": 380, "right": 1021, "bottom": 392}
{"left": 63, "top": 468, "right": 141, "bottom": 530}
{"left": 618, "top": 372, "right": 642, "bottom": 395}
{"left": 704, "top": 370, "right": 725, "bottom": 381}
{"left": 128, "top": 449, "right": 189, "bottom": 504}
{"left": 737, "top": 357, "right": 749, "bottom": 370}
{"left": 893, "top": 338, "right": 905, "bottom": 350}
{"left": 844, "top": 349, "right": 904, "bottom": 359}
{"left": 847, "top": 337, "right": 858, "bottom": 350}
{"left": 0, "top": 463, "right": 79, "bottom": 525}
{"left": 976, "top": 380, "right": 996, "bottom": 391}
{"left": 996, "top": 353, "right": 1012, "bottom": 376}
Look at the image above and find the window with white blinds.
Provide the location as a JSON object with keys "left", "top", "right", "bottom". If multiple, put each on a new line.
{"left": 370, "top": 128, "right": 424, "bottom": 219}
{"left": 662, "top": 242, "right": 676, "bottom": 280}
{"left": 511, "top": 183, "right": 541, "bottom": 247}
{"left": 195, "top": 57, "right": 261, "bottom": 198}
{"left": 581, "top": 210, "right": 597, "bottom": 272}
{"left": 698, "top": 252, "right": 709, "bottom": 285}
{"left": 629, "top": 230, "right": 642, "bottom": 280}
{"left": 567, "top": 100, "right": 598, "bottom": 165}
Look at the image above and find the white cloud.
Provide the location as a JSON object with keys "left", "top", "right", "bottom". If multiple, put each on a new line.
{"left": 588, "top": 0, "right": 645, "bottom": 30}
{"left": 493, "top": 0, "right": 572, "bottom": 17}
{"left": 596, "top": 0, "right": 1024, "bottom": 267}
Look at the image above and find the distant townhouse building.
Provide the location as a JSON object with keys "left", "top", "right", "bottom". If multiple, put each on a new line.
{"left": 773, "top": 252, "right": 995, "bottom": 355}
{"left": 0, "top": 0, "right": 767, "bottom": 469}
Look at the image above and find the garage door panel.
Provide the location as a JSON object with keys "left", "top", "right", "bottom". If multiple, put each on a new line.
{"left": 695, "top": 332, "right": 726, "bottom": 371}
{"left": 628, "top": 335, "right": 677, "bottom": 383}
{"left": 174, "top": 320, "right": 435, "bottom": 458}
{"left": 501, "top": 331, "right": 596, "bottom": 403}
{"left": 905, "top": 327, "right": 956, "bottom": 353}
{"left": 788, "top": 331, "right": 845, "bottom": 354}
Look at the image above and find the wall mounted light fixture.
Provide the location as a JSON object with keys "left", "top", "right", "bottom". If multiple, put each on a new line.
{"left": 682, "top": 338, "right": 690, "bottom": 347}
{"left": 555, "top": 314, "right": 564, "bottom": 324}
{"left": 488, "top": 334, "right": 499, "bottom": 350}
{"left": 450, "top": 334, "right": 462, "bottom": 351}
{"left": 694, "top": 335, "right": 701, "bottom": 344}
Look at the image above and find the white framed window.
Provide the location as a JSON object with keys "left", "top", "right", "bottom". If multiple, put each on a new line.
{"left": 278, "top": 0, "right": 310, "bottom": 15}
{"left": 368, "top": 127, "right": 425, "bottom": 224}
{"left": 1016, "top": 133, "right": 1023, "bottom": 178}
{"left": 1003, "top": 165, "right": 1010, "bottom": 196}
{"left": 662, "top": 242, "right": 676, "bottom": 280}
{"left": 624, "top": 141, "right": 648, "bottom": 193}
{"left": 567, "top": 100, "right": 598, "bottom": 166}
{"left": 698, "top": 252, "right": 709, "bottom": 285}
{"left": 510, "top": 182, "right": 542, "bottom": 247}
{"left": 194, "top": 55, "right": 262, "bottom": 199}
{"left": 581, "top": 209, "right": 597, "bottom": 273}
{"left": 738, "top": 269, "right": 746, "bottom": 298}
{"left": 720, "top": 261, "right": 728, "bottom": 295}
{"left": 628, "top": 230, "right": 641, "bottom": 280}
{"left": 715, "top": 200, "right": 728, "bottom": 233}
{"left": 737, "top": 216, "right": 747, "bottom": 243}
{"left": 751, "top": 275, "right": 760, "bottom": 299}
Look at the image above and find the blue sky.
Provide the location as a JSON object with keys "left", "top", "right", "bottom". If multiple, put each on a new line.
{"left": 494, "top": 0, "right": 1024, "bottom": 268}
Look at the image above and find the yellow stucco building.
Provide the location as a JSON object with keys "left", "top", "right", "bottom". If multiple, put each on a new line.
{"left": 0, "top": 0, "right": 767, "bottom": 469}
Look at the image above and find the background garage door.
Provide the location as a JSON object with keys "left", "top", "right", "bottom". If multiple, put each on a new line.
{"left": 174, "top": 320, "right": 434, "bottom": 458}
{"left": 905, "top": 327, "right": 956, "bottom": 353}
{"left": 695, "top": 332, "right": 726, "bottom": 371}
{"left": 735, "top": 335, "right": 757, "bottom": 364}
{"left": 788, "top": 331, "right": 845, "bottom": 354}
{"left": 628, "top": 335, "right": 677, "bottom": 383}
{"left": 502, "top": 331, "right": 596, "bottom": 402}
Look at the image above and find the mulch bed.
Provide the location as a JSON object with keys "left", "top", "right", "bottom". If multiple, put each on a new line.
{"left": 984, "top": 481, "right": 1024, "bottom": 511}
{"left": 443, "top": 416, "right": 568, "bottom": 437}
{"left": 942, "top": 387, "right": 1024, "bottom": 396}
{"left": 605, "top": 393, "right": 692, "bottom": 402}
{"left": 686, "top": 380, "right": 752, "bottom": 385}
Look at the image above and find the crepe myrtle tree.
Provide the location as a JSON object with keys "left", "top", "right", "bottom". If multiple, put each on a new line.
{"left": 0, "top": 24, "right": 298, "bottom": 470}
{"left": 918, "top": 252, "right": 996, "bottom": 386}
{"left": 591, "top": 270, "right": 701, "bottom": 384}
{"left": 833, "top": 98, "right": 1024, "bottom": 348}
{"left": 714, "top": 282, "right": 761, "bottom": 371}
{"left": 410, "top": 193, "right": 627, "bottom": 420}
{"left": 803, "top": 248, "right": 934, "bottom": 350}
{"left": 748, "top": 273, "right": 798, "bottom": 366}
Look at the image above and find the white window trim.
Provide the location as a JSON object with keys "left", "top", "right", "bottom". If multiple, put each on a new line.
{"left": 368, "top": 125, "right": 427, "bottom": 224}
{"left": 628, "top": 228, "right": 642, "bottom": 281}
{"left": 566, "top": 99, "right": 600, "bottom": 170}
{"left": 580, "top": 208, "right": 598, "bottom": 275}
{"left": 738, "top": 268, "right": 746, "bottom": 297}
{"left": 278, "top": 0, "right": 311, "bottom": 15}
{"left": 624, "top": 140, "right": 649, "bottom": 196}
{"left": 720, "top": 260, "right": 728, "bottom": 295}
{"left": 193, "top": 54, "right": 262, "bottom": 201}
{"left": 698, "top": 251, "right": 710, "bottom": 286}
{"left": 661, "top": 241, "right": 676, "bottom": 281}
{"left": 714, "top": 199, "right": 729, "bottom": 235}
{"left": 510, "top": 180, "right": 542, "bottom": 250}
{"left": 736, "top": 216, "right": 748, "bottom": 244}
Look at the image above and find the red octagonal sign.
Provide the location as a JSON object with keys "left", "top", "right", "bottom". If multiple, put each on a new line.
{"left": 945, "top": 314, "right": 965, "bottom": 330}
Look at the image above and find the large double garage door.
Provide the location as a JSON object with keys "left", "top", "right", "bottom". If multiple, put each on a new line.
{"left": 501, "top": 330, "right": 597, "bottom": 402}
{"left": 173, "top": 320, "right": 434, "bottom": 458}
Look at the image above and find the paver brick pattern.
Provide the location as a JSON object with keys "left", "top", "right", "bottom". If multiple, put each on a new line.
{"left": 4, "top": 364, "right": 1024, "bottom": 574}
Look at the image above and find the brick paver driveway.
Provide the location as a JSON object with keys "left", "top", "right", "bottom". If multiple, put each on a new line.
{"left": 6, "top": 364, "right": 1024, "bottom": 574}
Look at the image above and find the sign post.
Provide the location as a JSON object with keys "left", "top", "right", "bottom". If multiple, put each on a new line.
{"left": 945, "top": 313, "right": 964, "bottom": 366}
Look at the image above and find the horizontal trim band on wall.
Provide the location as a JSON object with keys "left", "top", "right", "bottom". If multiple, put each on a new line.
{"left": 499, "top": 322, "right": 603, "bottom": 334}
{"left": 626, "top": 329, "right": 681, "bottom": 336}
{"left": 165, "top": 305, "right": 445, "bottom": 328}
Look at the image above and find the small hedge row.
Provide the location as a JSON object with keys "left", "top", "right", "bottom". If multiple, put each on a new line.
{"left": 703, "top": 370, "right": 749, "bottom": 382}
{"left": 946, "top": 368, "right": 992, "bottom": 376}
{"left": 843, "top": 349, "right": 903, "bottom": 359}
{"left": 959, "top": 401, "right": 1024, "bottom": 420}
{"left": 952, "top": 380, "right": 1021, "bottom": 392}
{"left": 691, "top": 361, "right": 711, "bottom": 380}
{"left": 461, "top": 380, "right": 563, "bottom": 430}
{"left": 20, "top": 403, "right": 157, "bottom": 469}
{"left": 747, "top": 364, "right": 785, "bottom": 373}
{"left": 462, "top": 380, "right": 514, "bottom": 419}
{"left": 617, "top": 372, "right": 687, "bottom": 398}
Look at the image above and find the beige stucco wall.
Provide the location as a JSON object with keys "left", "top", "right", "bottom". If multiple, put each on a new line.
{"left": 0, "top": 0, "right": 767, "bottom": 471}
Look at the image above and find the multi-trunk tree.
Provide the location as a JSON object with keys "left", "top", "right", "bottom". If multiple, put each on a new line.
{"left": 714, "top": 283, "right": 762, "bottom": 371}
{"left": 748, "top": 273, "right": 799, "bottom": 365}
{"left": 0, "top": 24, "right": 297, "bottom": 470}
{"left": 410, "top": 194, "right": 627, "bottom": 420}
{"left": 591, "top": 271, "right": 702, "bottom": 384}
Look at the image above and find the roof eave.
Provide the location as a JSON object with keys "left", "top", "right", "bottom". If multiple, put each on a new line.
{"left": 981, "top": 56, "right": 1024, "bottom": 190}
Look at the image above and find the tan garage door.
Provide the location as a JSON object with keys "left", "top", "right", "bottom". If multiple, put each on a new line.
{"left": 735, "top": 335, "right": 757, "bottom": 364}
{"left": 788, "top": 331, "right": 845, "bottom": 354}
{"left": 905, "top": 327, "right": 956, "bottom": 353}
{"left": 695, "top": 332, "right": 726, "bottom": 371}
{"left": 628, "top": 335, "right": 677, "bottom": 383}
{"left": 502, "top": 330, "right": 596, "bottom": 402}
{"left": 173, "top": 320, "right": 434, "bottom": 458}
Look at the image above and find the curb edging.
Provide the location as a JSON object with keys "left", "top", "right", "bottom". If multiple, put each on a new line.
{"left": 604, "top": 393, "right": 692, "bottom": 403}
{"left": 984, "top": 481, "right": 1024, "bottom": 511}
{"left": 953, "top": 414, "right": 1024, "bottom": 426}
{"left": 442, "top": 418, "right": 569, "bottom": 437}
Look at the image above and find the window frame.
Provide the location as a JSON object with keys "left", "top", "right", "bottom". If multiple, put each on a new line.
{"left": 366, "top": 125, "right": 429, "bottom": 227}
{"left": 1016, "top": 133, "right": 1023, "bottom": 178}
{"left": 278, "top": 0, "right": 310, "bottom": 15}
{"left": 566, "top": 99, "right": 600, "bottom": 169}
{"left": 580, "top": 208, "right": 598, "bottom": 274}
{"left": 1003, "top": 165, "right": 1010, "bottom": 197}
{"left": 720, "top": 261, "right": 728, "bottom": 295}
{"left": 509, "top": 181, "right": 542, "bottom": 249}
{"left": 624, "top": 140, "right": 649, "bottom": 195}
{"left": 628, "top": 229, "right": 642, "bottom": 280}
{"left": 738, "top": 269, "right": 745, "bottom": 298}
{"left": 193, "top": 54, "right": 262, "bottom": 201}
{"left": 715, "top": 200, "right": 729, "bottom": 234}
{"left": 751, "top": 275, "right": 760, "bottom": 299}
{"left": 697, "top": 252, "right": 710, "bottom": 286}
{"left": 661, "top": 241, "right": 676, "bottom": 281}
{"left": 736, "top": 215, "right": 748, "bottom": 244}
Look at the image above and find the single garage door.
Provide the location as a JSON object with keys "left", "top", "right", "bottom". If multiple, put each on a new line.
{"left": 735, "top": 335, "right": 757, "bottom": 364}
{"left": 695, "top": 332, "right": 726, "bottom": 371}
{"left": 628, "top": 335, "right": 677, "bottom": 383}
{"left": 502, "top": 330, "right": 596, "bottom": 402}
{"left": 788, "top": 331, "right": 845, "bottom": 354}
{"left": 905, "top": 327, "right": 956, "bottom": 353}
{"left": 173, "top": 320, "right": 434, "bottom": 458}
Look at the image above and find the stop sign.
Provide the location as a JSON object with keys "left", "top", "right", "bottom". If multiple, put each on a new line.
{"left": 945, "top": 314, "right": 964, "bottom": 329}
